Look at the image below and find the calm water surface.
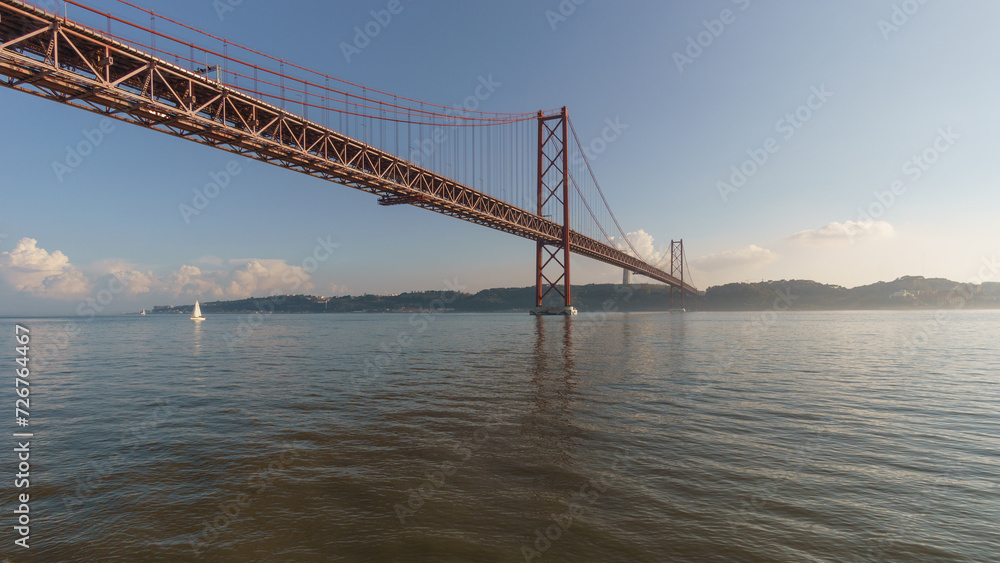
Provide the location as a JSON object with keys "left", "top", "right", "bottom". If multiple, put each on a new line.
{"left": 4, "top": 310, "right": 999, "bottom": 562}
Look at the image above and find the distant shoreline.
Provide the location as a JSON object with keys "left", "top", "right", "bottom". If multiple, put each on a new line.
{"left": 140, "top": 307, "right": 1000, "bottom": 314}
{"left": 144, "top": 276, "right": 999, "bottom": 315}
{"left": 6, "top": 308, "right": 1000, "bottom": 321}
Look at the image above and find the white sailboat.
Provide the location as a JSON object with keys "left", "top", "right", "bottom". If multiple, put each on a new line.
{"left": 140, "top": 308, "right": 146, "bottom": 316}
{"left": 191, "top": 300, "right": 206, "bottom": 321}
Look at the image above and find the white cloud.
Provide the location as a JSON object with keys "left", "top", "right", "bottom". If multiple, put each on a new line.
{"left": 109, "top": 268, "right": 157, "bottom": 295}
{"left": 787, "top": 220, "right": 895, "bottom": 246}
{"left": 136, "top": 260, "right": 316, "bottom": 300}
{"left": 690, "top": 245, "right": 779, "bottom": 272}
{"left": 224, "top": 258, "right": 313, "bottom": 297}
{"left": 0, "top": 237, "right": 315, "bottom": 303}
{"left": 608, "top": 229, "right": 669, "bottom": 265}
{"left": 0, "top": 238, "right": 90, "bottom": 299}
{"left": 163, "top": 264, "right": 224, "bottom": 299}
{"left": 38, "top": 268, "right": 91, "bottom": 299}
{"left": 153, "top": 259, "right": 315, "bottom": 299}
{"left": 88, "top": 259, "right": 158, "bottom": 296}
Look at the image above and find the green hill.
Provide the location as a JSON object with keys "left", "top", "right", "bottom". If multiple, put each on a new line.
{"left": 150, "top": 276, "right": 999, "bottom": 314}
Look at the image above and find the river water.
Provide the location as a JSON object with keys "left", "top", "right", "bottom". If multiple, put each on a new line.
{"left": 4, "top": 309, "right": 998, "bottom": 561}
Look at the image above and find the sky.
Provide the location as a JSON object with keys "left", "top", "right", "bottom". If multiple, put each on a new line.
{"left": 2, "top": 0, "right": 999, "bottom": 315}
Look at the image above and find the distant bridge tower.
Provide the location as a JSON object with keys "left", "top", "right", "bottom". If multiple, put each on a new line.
{"left": 532, "top": 107, "right": 576, "bottom": 315}
{"left": 623, "top": 269, "right": 631, "bottom": 285}
{"left": 670, "top": 239, "right": 685, "bottom": 311}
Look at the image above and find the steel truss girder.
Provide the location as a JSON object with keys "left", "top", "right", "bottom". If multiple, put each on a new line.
{"left": 0, "top": 0, "right": 697, "bottom": 294}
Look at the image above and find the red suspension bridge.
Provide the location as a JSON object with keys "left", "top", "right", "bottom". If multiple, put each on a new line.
{"left": 0, "top": 0, "right": 697, "bottom": 313}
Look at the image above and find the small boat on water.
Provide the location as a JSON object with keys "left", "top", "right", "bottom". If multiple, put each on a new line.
{"left": 140, "top": 308, "right": 146, "bottom": 316}
{"left": 190, "top": 301, "right": 206, "bottom": 321}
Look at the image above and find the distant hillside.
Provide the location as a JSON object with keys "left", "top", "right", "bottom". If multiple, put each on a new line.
{"left": 699, "top": 276, "right": 990, "bottom": 311}
{"left": 150, "top": 276, "right": 1000, "bottom": 314}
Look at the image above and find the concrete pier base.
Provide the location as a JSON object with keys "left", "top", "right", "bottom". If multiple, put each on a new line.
{"left": 529, "top": 306, "right": 578, "bottom": 316}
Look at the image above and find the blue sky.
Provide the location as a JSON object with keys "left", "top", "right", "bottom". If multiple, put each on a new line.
{"left": 2, "top": 0, "right": 998, "bottom": 315}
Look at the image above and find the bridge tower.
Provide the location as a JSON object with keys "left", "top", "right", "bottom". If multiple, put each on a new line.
{"left": 532, "top": 107, "right": 576, "bottom": 315}
{"left": 670, "top": 239, "right": 686, "bottom": 311}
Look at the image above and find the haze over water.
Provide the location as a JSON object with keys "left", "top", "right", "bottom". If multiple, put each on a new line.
{"left": 8, "top": 310, "right": 1000, "bottom": 561}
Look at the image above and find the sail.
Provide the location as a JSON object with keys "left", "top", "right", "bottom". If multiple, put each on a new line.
{"left": 192, "top": 301, "right": 203, "bottom": 319}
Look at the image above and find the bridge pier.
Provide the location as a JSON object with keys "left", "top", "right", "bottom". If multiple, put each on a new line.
{"left": 530, "top": 305, "right": 578, "bottom": 316}
{"left": 532, "top": 107, "right": 577, "bottom": 315}
{"left": 670, "top": 239, "right": 687, "bottom": 312}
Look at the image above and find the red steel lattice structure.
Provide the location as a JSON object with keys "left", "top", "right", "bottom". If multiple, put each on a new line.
{"left": 536, "top": 108, "right": 571, "bottom": 308}
{"left": 0, "top": 0, "right": 699, "bottom": 298}
{"left": 670, "top": 239, "right": 686, "bottom": 310}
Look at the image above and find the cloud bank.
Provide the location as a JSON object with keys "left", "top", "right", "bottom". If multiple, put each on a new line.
{"left": 787, "top": 220, "right": 895, "bottom": 246}
{"left": 0, "top": 238, "right": 91, "bottom": 299}
{"left": 0, "top": 238, "right": 315, "bottom": 302}
{"left": 608, "top": 229, "right": 669, "bottom": 265}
